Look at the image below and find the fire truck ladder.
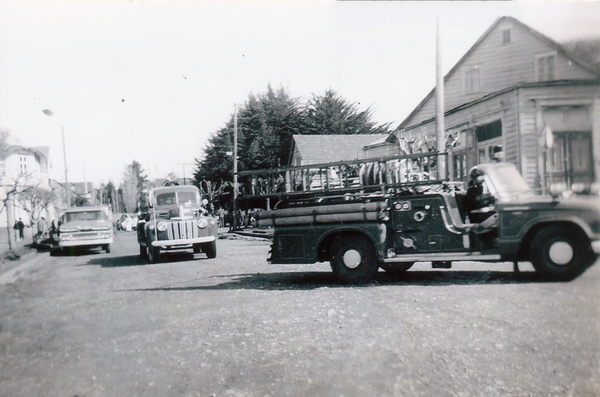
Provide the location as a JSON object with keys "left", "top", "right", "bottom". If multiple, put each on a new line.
{"left": 238, "top": 152, "right": 450, "bottom": 205}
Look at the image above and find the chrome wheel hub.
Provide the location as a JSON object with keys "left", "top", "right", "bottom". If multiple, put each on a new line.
{"left": 343, "top": 249, "right": 362, "bottom": 269}
{"left": 548, "top": 241, "right": 573, "bottom": 266}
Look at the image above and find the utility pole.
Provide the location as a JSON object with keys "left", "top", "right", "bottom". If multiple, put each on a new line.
{"left": 177, "top": 162, "right": 194, "bottom": 185}
{"left": 435, "top": 16, "right": 447, "bottom": 181}
{"left": 232, "top": 103, "right": 239, "bottom": 231}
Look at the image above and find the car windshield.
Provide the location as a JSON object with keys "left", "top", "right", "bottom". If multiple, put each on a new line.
{"left": 155, "top": 191, "right": 199, "bottom": 207}
{"left": 487, "top": 165, "right": 534, "bottom": 200}
{"left": 64, "top": 210, "right": 107, "bottom": 222}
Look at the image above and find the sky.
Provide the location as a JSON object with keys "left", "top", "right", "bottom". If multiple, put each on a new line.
{"left": 0, "top": 0, "right": 599, "bottom": 186}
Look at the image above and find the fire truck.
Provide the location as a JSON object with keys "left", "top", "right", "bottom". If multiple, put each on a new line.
{"left": 240, "top": 152, "right": 600, "bottom": 284}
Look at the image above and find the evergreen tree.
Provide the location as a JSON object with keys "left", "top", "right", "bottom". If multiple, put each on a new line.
{"left": 304, "top": 89, "right": 391, "bottom": 135}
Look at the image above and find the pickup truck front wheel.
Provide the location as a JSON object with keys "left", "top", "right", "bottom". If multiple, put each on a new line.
{"left": 330, "top": 235, "right": 378, "bottom": 284}
{"left": 530, "top": 225, "right": 591, "bottom": 281}
{"left": 147, "top": 244, "right": 161, "bottom": 264}
{"left": 203, "top": 241, "right": 217, "bottom": 259}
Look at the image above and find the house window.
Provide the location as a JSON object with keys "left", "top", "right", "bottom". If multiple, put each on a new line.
{"left": 535, "top": 53, "right": 556, "bottom": 82}
{"left": 19, "top": 156, "right": 27, "bottom": 175}
{"left": 464, "top": 66, "right": 481, "bottom": 94}
{"left": 475, "top": 120, "right": 503, "bottom": 164}
{"left": 501, "top": 28, "right": 511, "bottom": 44}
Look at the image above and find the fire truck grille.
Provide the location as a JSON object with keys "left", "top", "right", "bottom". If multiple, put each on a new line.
{"left": 166, "top": 221, "right": 198, "bottom": 240}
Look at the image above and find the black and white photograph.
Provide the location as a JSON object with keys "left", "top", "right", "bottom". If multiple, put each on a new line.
{"left": 1, "top": 0, "right": 600, "bottom": 395}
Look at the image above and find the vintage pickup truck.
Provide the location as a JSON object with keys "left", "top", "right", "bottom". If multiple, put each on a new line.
{"left": 137, "top": 185, "right": 218, "bottom": 263}
{"left": 256, "top": 162, "right": 600, "bottom": 284}
{"left": 58, "top": 206, "right": 114, "bottom": 254}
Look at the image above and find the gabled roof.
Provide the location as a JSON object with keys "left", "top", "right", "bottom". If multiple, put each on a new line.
{"left": 398, "top": 16, "right": 600, "bottom": 130}
{"left": 290, "top": 134, "right": 388, "bottom": 165}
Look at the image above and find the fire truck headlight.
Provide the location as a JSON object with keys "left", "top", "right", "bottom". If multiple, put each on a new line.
{"left": 157, "top": 222, "right": 168, "bottom": 232}
{"left": 197, "top": 219, "right": 208, "bottom": 229}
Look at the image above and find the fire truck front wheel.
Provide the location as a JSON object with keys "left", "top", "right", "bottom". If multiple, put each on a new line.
{"left": 330, "top": 235, "right": 378, "bottom": 284}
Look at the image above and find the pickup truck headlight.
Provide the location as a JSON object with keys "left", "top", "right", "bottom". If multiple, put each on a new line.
{"left": 157, "top": 222, "right": 168, "bottom": 232}
{"left": 197, "top": 219, "right": 208, "bottom": 229}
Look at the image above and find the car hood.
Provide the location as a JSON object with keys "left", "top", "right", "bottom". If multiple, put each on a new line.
{"left": 499, "top": 193, "right": 600, "bottom": 213}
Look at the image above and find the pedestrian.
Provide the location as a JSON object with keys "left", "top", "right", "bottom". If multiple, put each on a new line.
{"left": 17, "top": 218, "right": 25, "bottom": 240}
{"left": 14, "top": 221, "right": 19, "bottom": 241}
{"left": 38, "top": 217, "right": 48, "bottom": 240}
{"left": 218, "top": 207, "right": 225, "bottom": 228}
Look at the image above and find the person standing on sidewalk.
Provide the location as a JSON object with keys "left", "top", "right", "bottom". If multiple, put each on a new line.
{"left": 17, "top": 218, "right": 25, "bottom": 241}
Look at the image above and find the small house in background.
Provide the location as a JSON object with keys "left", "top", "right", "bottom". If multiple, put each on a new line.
{"left": 288, "top": 134, "right": 389, "bottom": 166}
{"left": 390, "top": 16, "right": 600, "bottom": 193}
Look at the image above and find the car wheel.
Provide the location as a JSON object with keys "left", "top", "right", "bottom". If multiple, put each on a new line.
{"left": 330, "top": 234, "right": 378, "bottom": 284}
{"left": 203, "top": 241, "right": 217, "bottom": 259}
{"left": 139, "top": 245, "right": 147, "bottom": 259}
{"left": 530, "top": 225, "right": 592, "bottom": 281}
{"left": 104, "top": 244, "right": 111, "bottom": 254}
{"left": 147, "top": 244, "right": 161, "bottom": 264}
{"left": 380, "top": 263, "right": 414, "bottom": 278}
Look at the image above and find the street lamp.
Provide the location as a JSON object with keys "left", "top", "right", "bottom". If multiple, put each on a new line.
{"left": 42, "top": 109, "right": 71, "bottom": 208}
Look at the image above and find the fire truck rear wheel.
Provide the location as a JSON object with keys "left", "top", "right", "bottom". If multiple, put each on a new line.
{"left": 330, "top": 235, "right": 378, "bottom": 284}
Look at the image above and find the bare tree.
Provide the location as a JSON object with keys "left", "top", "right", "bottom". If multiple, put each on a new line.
{"left": 0, "top": 173, "right": 34, "bottom": 250}
{"left": 198, "top": 179, "right": 228, "bottom": 214}
{"left": 17, "top": 184, "right": 58, "bottom": 242}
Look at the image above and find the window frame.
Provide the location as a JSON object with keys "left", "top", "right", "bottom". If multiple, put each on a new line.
{"left": 463, "top": 66, "right": 481, "bottom": 95}
{"left": 535, "top": 51, "right": 557, "bottom": 82}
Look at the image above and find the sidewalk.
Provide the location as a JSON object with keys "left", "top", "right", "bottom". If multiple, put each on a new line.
{"left": 0, "top": 226, "right": 35, "bottom": 256}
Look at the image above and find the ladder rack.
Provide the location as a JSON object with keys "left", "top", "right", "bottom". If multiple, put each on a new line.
{"left": 238, "top": 152, "right": 450, "bottom": 204}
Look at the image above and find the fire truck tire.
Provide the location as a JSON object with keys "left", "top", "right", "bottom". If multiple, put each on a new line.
{"left": 139, "top": 245, "right": 147, "bottom": 259}
{"left": 203, "top": 241, "right": 217, "bottom": 259}
{"left": 330, "top": 235, "right": 378, "bottom": 284}
{"left": 381, "top": 263, "right": 413, "bottom": 278}
{"left": 147, "top": 244, "right": 161, "bottom": 264}
{"left": 530, "top": 225, "right": 591, "bottom": 281}
{"left": 193, "top": 244, "right": 201, "bottom": 254}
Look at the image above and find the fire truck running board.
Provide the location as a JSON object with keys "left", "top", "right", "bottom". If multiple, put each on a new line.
{"left": 383, "top": 253, "right": 502, "bottom": 263}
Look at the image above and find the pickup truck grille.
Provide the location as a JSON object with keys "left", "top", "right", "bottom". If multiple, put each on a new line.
{"left": 165, "top": 221, "right": 199, "bottom": 240}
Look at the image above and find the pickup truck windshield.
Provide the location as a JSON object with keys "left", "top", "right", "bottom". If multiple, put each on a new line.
{"left": 155, "top": 191, "right": 199, "bottom": 207}
{"left": 65, "top": 210, "right": 107, "bottom": 222}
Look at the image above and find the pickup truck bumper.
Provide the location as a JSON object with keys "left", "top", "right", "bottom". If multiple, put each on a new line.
{"left": 59, "top": 238, "right": 113, "bottom": 247}
{"left": 151, "top": 235, "right": 216, "bottom": 248}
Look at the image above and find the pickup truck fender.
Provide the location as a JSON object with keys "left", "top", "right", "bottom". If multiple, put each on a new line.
{"left": 498, "top": 213, "right": 594, "bottom": 260}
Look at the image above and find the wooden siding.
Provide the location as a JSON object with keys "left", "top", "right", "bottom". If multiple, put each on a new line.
{"left": 403, "top": 17, "right": 598, "bottom": 129}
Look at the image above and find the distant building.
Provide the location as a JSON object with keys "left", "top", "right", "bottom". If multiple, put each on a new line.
{"left": 289, "top": 134, "right": 389, "bottom": 166}
{"left": 385, "top": 16, "right": 600, "bottom": 192}
{"left": 0, "top": 145, "right": 57, "bottom": 227}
